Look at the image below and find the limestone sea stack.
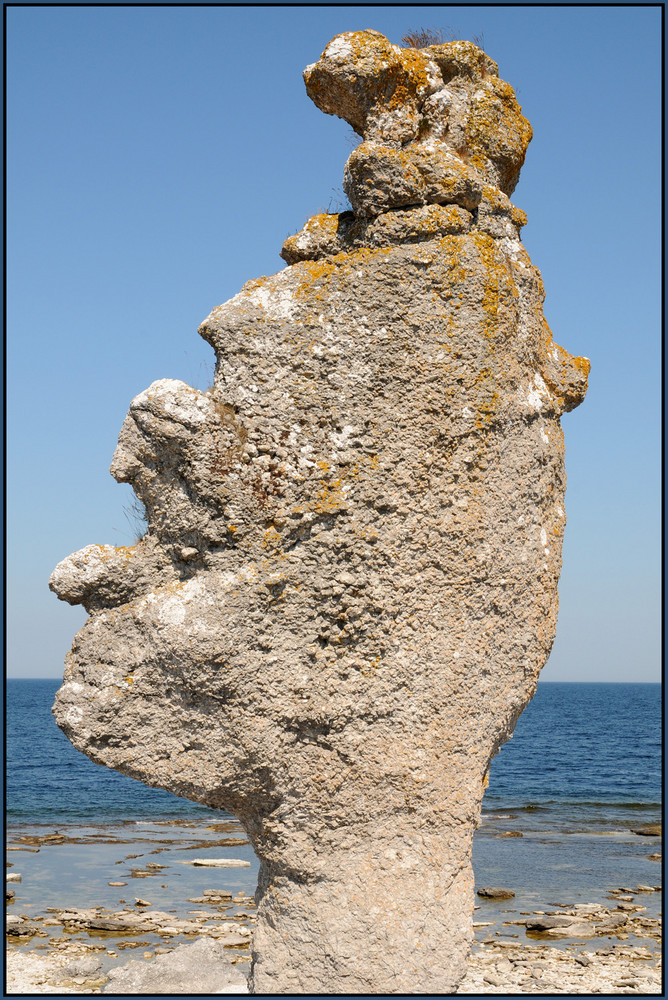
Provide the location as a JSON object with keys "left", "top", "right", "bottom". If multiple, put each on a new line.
{"left": 51, "top": 31, "right": 589, "bottom": 995}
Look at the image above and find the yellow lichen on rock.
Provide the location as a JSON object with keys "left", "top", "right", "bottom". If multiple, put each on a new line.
{"left": 464, "top": 77, "right": 533, "bottom": 194}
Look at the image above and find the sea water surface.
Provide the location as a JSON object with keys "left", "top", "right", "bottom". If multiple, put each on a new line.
{"left": 6, "top": 680, "right": 662, "bottom": 936}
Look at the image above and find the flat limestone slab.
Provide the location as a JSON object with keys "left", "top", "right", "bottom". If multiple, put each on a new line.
{"left": 181, "top": 858, "right": 251, "bottom": 868}
{"left": 103, "top": 938, "right": 245, "bottom": 994}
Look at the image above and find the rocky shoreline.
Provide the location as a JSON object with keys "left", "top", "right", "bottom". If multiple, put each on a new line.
{"left": 459, "top": 938, "right": 662, "bottom": 994}
{"left": 6, "top": 820, "right": 662, "bottom": 994}
{"left": 7, "top": 885, "right": 662, "bottom": 994}
{"left": 6, "top": 890, "right": 255, "bottom": 994}
{"left": 6, "top": 921, "right": 663, "bottom": 995}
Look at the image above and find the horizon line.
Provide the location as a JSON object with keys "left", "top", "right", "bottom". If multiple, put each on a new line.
{"left": 6, "top": 676, "right": 663, "bottom": 685}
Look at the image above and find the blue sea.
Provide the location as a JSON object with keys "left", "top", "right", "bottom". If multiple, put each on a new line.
{"left": 6, "top": 679, "right": 663, "bottom": 942}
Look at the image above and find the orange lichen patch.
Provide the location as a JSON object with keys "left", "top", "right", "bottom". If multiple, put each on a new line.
{"left": 467, "top": 233, "right": 519, "bottom": 348}
{"left": 283, "top": 212, "right": 342, "bottom": 256}
{"left": 358, "top": 655, "right": 383, "bottom": 678}
{"left": 572, "top": 355, "right": 591, "bottom": 379}
{"left": 311, "top": 212, "right": 343, "bottom": 234}
{"left": 113, "top": 546, "right": 138, "bottom": 560}
{"left": 389, "top": 46, "right": 431, "bottom": 109}
{"left": 424, "top": 40, "right": 498, "bottom": 82}
{"left": 304, "top": 32, "right": 512, "bottom": 154}
{"left": 151, "top": 579, "right": 190, "bottom": 599}
{"left": 262, "top": 526, "right": 282, "bottom": 551}
{"left": 287, "top": 453, "right": 375, "bottom": 521}
{"left": 479, "top": 184, "right": 514, "bottom": 217}
{"left": 540, "top": 338, "right": 591, "bottom": 413}
{"left": 241, "top": 276, "right": 271, "bottom": 297}
{"left": 312, "top": 478, "right": 349, "bottom": 514}
{"left": 344, "top": 244, "right": 394, "bottom": 267}
{"left": 306, "top": 30, "right": 504, "bottom": 145}
{"left": 290, "top": 245, "right": 393, "bottom": 319}
{"left": 292, "top": 256, "right": 339, "bottom": 294}
{"left": 305, "top": 30, "right": 422, "bottom": 137}
{"left": 510, "top": 204, "right": 528, "bottom": 229}
{"left": 464, "top": 78, "right": 532, "bottom": 193}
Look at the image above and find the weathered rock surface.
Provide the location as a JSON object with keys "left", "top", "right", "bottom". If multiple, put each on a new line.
{"left": 51, "top": 29, "right": 588, "bottom": 995}
{"left": 525, "top": 914, "right": 597, "bottom": 938}
{"left": 632, "top": 824, "right": 661, "bottom": 837}
{"left": 103, "top": 938, "right": 245, "bottom": 994}
{"left": 60, "top": 957, "right": 103, "bottom": 980}
{"left": 478, "top": 887, "right": 516, "bottom": 900}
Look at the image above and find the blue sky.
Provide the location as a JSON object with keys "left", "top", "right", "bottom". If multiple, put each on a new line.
{"left": 7, "top": 5, "right": 661, "bottom": 681}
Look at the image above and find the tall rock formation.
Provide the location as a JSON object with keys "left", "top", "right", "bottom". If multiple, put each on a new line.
{"left": 51, "top": 31, "right": 589, "bottom": 994}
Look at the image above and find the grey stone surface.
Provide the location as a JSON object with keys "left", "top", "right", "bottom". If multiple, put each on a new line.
{"left": 525, "top": 916, "right": 575, "bottom": 931}
{"left": 344, "top": 140, "right": 484, "bottom": 216}
{"left": 51, "top": 29, "right": 588, "bottom": 996}
{"left": 61, "top": 957, "right": 103, "bottom": 979}
{"left": 103, "top": 938, "right": 244, "bottom": 994}
{"left": 7, "top": 923, "right": 40, "bottom": 937}
{"left": 477, "top": 887, "right": 516, "bottom": 900}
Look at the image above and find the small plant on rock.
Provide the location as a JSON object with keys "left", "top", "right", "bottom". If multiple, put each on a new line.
{"left": 123, "top": 496, "right": 148, "bottom": 543}
{"left": 401, "top": 27, "right": 456, "bottom": 48}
